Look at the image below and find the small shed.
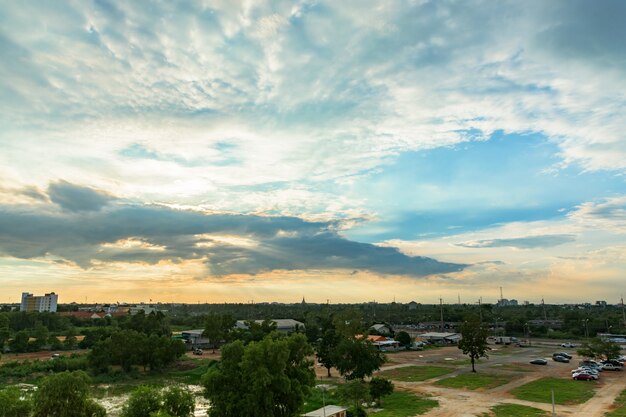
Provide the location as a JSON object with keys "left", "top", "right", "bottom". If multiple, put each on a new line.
{"left": 303, "top": 405, "right": 348, "bottom": 417}
{"left": 419, "top": 332, "right": 460, "bottom": 344}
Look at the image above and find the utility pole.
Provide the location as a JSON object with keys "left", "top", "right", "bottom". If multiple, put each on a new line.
{"left": 439, "top": 298, "right": 444, "bottom": 332}
{"left": 542, "top": 298, "right": 547, "bottom": 321}
{"left": 621, "top": 296, "right": 625, "bottom": 330}
{"left": 458, "top": 294, "right": 461, "bottom": 305}
{"left": 478, "top": 297, "right": 483, "bottom": 323}
{"left": 500, "top": 286, "right": 503, "bottom": 303}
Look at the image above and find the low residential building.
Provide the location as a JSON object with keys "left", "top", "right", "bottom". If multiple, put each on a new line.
{"left": 20, "top": 292, "right": 58, "bottom": 312}
{"left": 235, "top": 319, "right": 305, "bottom": 333}
{"left": 181, "top": 329, "right": 212, "bottom": 349}
{"left": 369, "top": 324, "right": 391, "bottom": 334}
{"left": 418, "top": 332, "right": 460, "bottom": 344}
{"left": 407, "top": 301, "right": 419, "bottom": 310}
{"left": 303, "top": 405, "right": 347, "bottom": 417}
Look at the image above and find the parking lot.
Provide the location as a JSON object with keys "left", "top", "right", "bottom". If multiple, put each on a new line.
{"left": 374, "top": 342, "right": 625, "bottom": 416}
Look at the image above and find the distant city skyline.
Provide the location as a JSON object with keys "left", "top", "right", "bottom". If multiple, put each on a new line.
{"left": 1, "top": 1, "right": 625, "bottom": 303}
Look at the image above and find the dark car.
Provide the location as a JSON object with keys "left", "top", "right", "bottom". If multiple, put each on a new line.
{"left": 553, "top": 355, "right": 570, "bottom": 363}
{"left": 553, "top": 352, "right": 573, "bottom": 359}
{"left": 530, "top": 359, "right": 548, "bottom": 365}
{"left": 602, "top": 360, "right": 623, "bottom": 367}
{"left": 573, "top": 373, "right": 595, "bottom": 381}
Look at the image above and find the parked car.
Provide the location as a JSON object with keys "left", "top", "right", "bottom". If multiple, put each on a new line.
{"left": 572, "top": 372, "right": 598, "bottom": 380}
{"left": 601, "top": 363, "right": 622, "bottom": 371}
{"left": 553, "top": 352, "right": 573, "bottom": 359}
{"left": 602, "top": 360, "right": 623, "bottom": 367}
{"left": 192, "top": 348, "right": 203, "bottom": 355}
{"left": 573, "top": 373, "right": 595, "bottom": 381}
{"left": 553, "top": 355, "right": 570, "bottom": 363}
{"left": 530, "top": 359, "right": 548, "bottom": 365}
{"left": 572, "top": 367, "right": 600, "bottom": 375}
{"left": 580, "top": 360, "right": 602, "bottom": 368}
{"left": 561, "top": 342, "right": 577, "bottom": 348}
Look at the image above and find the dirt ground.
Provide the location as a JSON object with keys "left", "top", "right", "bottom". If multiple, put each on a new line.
{"left": 375, "top": 343, "right": 626, "bottom": 417}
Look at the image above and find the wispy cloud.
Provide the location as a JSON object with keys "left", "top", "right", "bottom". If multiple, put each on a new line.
{"left": 456, "top": 234, "right": 576, "bottom": 249}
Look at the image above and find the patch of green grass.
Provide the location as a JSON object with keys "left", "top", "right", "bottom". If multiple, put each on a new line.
{"left": 378, "top": 366, "right": 455, "bottom": 382}
{"left": 493, "top": 364, "right": 534, "bottom": 373}
{"left": 510, "top": 377, "right": 596, "bottom": 405}
{"left": 606, "top": 388, "right": 626, "bottom": 417}
{"left": 90, "top": 358, "right": 217, "bottom": 397}
{"left": 371, "top": 391, "right": 438, "bottom": 417}
{"left": 486, "top": 404, "right": 548, "bottom": 417}
{"left": 302, "top": 385, "right": 342, "bottom": 413}
{"left": 435, "top": 373, "right": 513, "bottom": 390}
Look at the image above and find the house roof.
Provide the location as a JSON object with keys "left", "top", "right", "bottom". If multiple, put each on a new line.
{"left": 367, "top": 335, "right": 388, "bottom": 342}
{"left": 419, "top": 332, "right": 458, "bottom": 338}
{"left": 303, "top": 405, "right": 347, "bottom": 416}
{"left": 370, "top": 324, "right": 389, "bottom": 330}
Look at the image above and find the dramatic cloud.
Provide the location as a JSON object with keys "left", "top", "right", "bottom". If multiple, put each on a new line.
{"left": 456, "top": 234, "right": 577, "bottom": 249}
{"left": 0, "top": 1, "right": 625, "bottom": 302}
{"left": 0, "top": 182, "right": 465, "bottom": 277}
{"left": 48, "top": 181, "right": 115, "bottom": 212}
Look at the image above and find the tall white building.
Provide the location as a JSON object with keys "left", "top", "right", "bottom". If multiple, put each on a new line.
{"left": 20, "top": 292, "right": 58, "bottom": 312}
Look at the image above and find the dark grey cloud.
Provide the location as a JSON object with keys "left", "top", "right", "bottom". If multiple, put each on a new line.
{"left": 533, "top": 0, "right": 626, "bottom": 70}
{"left": 48, "top": 181, "right": 115, "bottom": 212}
{"left": 0, "top": 182, "right": 466, "bottom": 276}
{"left": 205, "top": 233, "right": 464, "bottom": 277}
{"left": 456, "top": 234, "right": 576, "bottom": 249}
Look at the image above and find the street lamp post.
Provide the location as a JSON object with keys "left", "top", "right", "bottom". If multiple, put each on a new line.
{"left": 582, "top": 319, "right": 589, "bottom": 339}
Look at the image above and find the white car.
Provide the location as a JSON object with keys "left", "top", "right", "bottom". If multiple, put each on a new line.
{"left": 602, "top": 363, "right": 622, "bottom": 371}
{"left": 572, "top": 371, "right": 598, "bottom": 380}
{"left": 571, "top": 367, "right": 599, "bottom": 375}
{"left": 561, "top": 342, "right": 577, "bottom": 348}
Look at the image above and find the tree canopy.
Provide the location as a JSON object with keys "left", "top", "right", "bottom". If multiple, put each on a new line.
{"left": 577, "top": 337, "right": 621, "bottom": 360}
{"left": 202, "top": 333, "right": 315, "bottom": 417}
{"left": 458, "top": 315, "right": 490, "bottom": 373}
{"left": 333, "top": 338, "right": 385, "bottom": 380}
{"left": 33, "top": 371, "right": 106, "bottom": 417}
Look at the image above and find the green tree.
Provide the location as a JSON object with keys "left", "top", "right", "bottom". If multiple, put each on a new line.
{"left": 162, "top": 386, "right": 195, "bottom": 417}
{"left": 0, "top": 386, "right": 33, "bottom": 417}
{"left": 369, "top": 377, "right": 394, "bottom": 406}
{"left": 203, "top": 313, "right": 235, "bottom": 353}
{"left": 395, "top": 331, "right": 412, "bottom": 348}
{"left": 577, "top": 337, "right": 621, "bottom": 360}
{"left": 121, "top": 386, "right": 162, "bottom": 417}
{"left": 64, "top": 328, "right": 78, "bottom": 350}
{"left": 203, "top": 333, "right": 315, "bottom": 417}
{"left": 316, "top": 323, "right": 341, "bottom": 378}
{"left": 33, "top": 371, "right": 106, "bottom": 417}
{"left": 0, "top": 314, "right": 10, "bottom": 351}
{"left": 458, "top": 315, "right": 490, "bottom": 373}
{"left": 9, "top": 330, "right": 29, "bottom": 353}
{"left": 334, "top": 338, "right": 385, "bottom": 380}
{"left": 338, "top": 380, "right": 369, "bottom": 411}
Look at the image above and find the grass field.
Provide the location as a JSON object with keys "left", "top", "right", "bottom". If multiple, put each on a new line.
{"left": 435, "top": 373, "right": 513, "bottom": 390}
{"left": 510, "top": 377, "right": 596, "bottom": 405}
{"left": 371, "top": 391, "right": 438, "bottom": 417}
{"left": 606, "top": 388, "right": 626, "bottom": 417}
{"left": 480, "top": 404, "right": 548, "bottom": 417}
{"left": 378, "top": 365, "right": 455, "bottom": 382}
{"left": 492, "top": 363, "right": 535, "bottom": 373}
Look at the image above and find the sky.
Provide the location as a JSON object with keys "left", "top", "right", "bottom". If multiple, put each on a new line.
{"left": 1, "top": 0, "right": 625, "bottom": 304}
